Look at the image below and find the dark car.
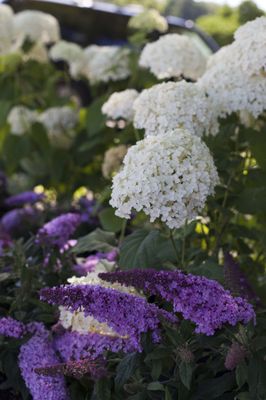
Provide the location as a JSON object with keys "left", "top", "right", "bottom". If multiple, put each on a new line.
{"left": 6, "top": 0, "right": 219, "bottom": 54}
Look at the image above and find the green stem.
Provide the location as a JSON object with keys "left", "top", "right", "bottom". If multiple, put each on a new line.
{"left": 169, "top": 230, "right": 180, "bottom": 267}
{"left": 119, "top": 219, "right": 127, "bottom": 246}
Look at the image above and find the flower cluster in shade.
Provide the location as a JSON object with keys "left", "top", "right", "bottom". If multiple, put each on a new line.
{"left": 110, "top": 129, "right": 219, "bottom": 229}
{"left": 139, "top": 33, "right": 207, "bottom": 81}
{"left": 19, "top": 331, "right": 69, "bottom": 400}
{"left": 99, "top": 269, "right": 256, "bottom": 336}
{"left": 4, "top": 191, "right": 44, "bottom": 208}
{"left": 198, "top": 17, "right": 266, "bottom": 119}
{"left": 0, "top": 206, "right": 39, "bottom": 235}
{"left": 0, "top": 6, "right": 60, "bottom": 61}
{"left": 36, "top": 212, "right": 81, "bottom": 249}
{"left": 40, "top": 282, "right": 177, "bottom": 351}
{"left": 102, "top": 145, "right": 128, "bottom": 179}
{"left": 75, "top": 195, "right": 98, "bottom": 225}
{"left": 224, "top": 253, "right": 259, "bottom": 304}
{"left": 0, "top": 317, "right": 47, "bottom": 339}
{"left": 7, "top": 105, "right": 78, "bottom": 149}
{"left": 49, "top": 41, "right": 131, "bottom": 84}
{"left": 102, "top": 89, "right": 139, "bottom": 122}
{"left": 128, "top": 9, "right": 168, "bottom": 34}
{"left": 224, "top": 342, "right": 247, "bottom": 370}
{"left": 133, "top": 81, "right": 219, "bottom": 137}
{"left": 73, "top": 250, "right": 117, "bottom": 276}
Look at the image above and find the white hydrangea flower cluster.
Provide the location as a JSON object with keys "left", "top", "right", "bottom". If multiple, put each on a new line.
{"left": 102, "top": 145, "right": 128, "bottom": 179}
{"left": 128, "top": 9, "right": 168, "bottom": 33}
{"left": 110, "top": 129, "right": 219, "bottom": 229}
{"left": 82, "top": 45, "right": 131, "bottom": 84}
{"left": 139, "top": 33, "right": 207, "bottom": 80}
{"left": 59, "top": 271, "right": 141, "bottom": 337}
{"left": 49, "top": 40, "right": 85, "bottom": 79}
{"left": 13, "top": 10, "right": 60, "bottom": 44}
{"left": 102, "top": 89, "right": 139, "bottom": 121}
{"left": 0, "top": 4, "right": 14, "bottom": 55}
{"left": 198, "top": 16, "right": 266, "bottom": 118}
{"left": 38, "top": 106, "right": 78, "bottom": 149}
{"left": 7, "top": 106, "right": 38, "bottom": 136}
{"left": 133, "top": 81, "right": 219, "bottom": 137}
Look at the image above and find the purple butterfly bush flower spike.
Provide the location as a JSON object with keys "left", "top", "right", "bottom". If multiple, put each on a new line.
{"left": 19, "top": 331, "right": 69, "bottom": 400}
{"left": 36, "top": 213, "right": 81, "bottom": 249}
{"left": 99, "top": 269, "right": 255, "bottom": 336}
{"left": 40, "top": 284, "right": 177, "bottom": 351}
{"left": 0, "top": 207, "right": 38, "bottom": 235}
{"left": 0, "top": 317, "right": 26, "bottom": 338}
{"left": 4, "top": 191, "right": 44, "bottom": 208}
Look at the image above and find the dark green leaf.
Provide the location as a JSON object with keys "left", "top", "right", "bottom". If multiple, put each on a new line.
{"left": 72, "top": 228, "right": 116, "bottom": 254}
{"left": 115, "top": 353, "right": 139, "bottom": 390}
{"left": 179, "top": 361, "right": 193, "bottom": 390}
{"left": 99, "top": 207, "right": 125, "bottom": 233}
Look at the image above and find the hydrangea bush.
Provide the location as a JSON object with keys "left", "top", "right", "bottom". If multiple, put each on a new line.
{"left": 0, "top": 4, "right": 266, "bottom": 400}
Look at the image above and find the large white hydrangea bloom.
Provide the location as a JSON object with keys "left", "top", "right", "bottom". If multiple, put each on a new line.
{"left": 82, "top": 45, "right": 131, "bottom": 84}
{"left": 13, "top": 10, "right": 60, "bottom": 44}
{"left": 38, "top": 106, "right": 78, "bottom": 149}
{"left": 198, "top": 16, "right": 266, "bottom": 118}
{"left": 139, "top": 33, "right": 207, "bottom": 80}
{"left": 0, "top": 4, "right": 14, "bottom": 55}
{"left": 7, "top": 106, "right": 38, "bottom": 135}
{"left": 49, "top": 40, "right": 85, "bottom": 78}
{"left": 128, "top": 9, "right": 168, "bottom": 33}
{"left": 102, "top": 89, "right": 139, "bottom": 121}
{"left": 110, "top": 129, "right": 219, "bottom": 229}
{"left": 133, "top": 81, "right": 219, "bottom": 137}
{"left": 59, "top": 272, "right": 141, "bottom": 337}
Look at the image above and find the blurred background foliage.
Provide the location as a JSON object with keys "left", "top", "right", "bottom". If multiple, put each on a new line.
{"left": 104, "top": 0, "right": 265, "bottom": 45}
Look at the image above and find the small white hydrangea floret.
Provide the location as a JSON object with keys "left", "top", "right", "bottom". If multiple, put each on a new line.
{"left": 128, "top": 9, "right": 168, "bottom": 33}
{"left": 49, "top": 40, "right": 85, "bottom": 78}
{"left": 82, "top": 45, "right": 131, "bottom": 84}
{"left": 110, "top": 129, "right": 219, "bottom": 229}
{"left": 102, "top": 89, "right": 139, "bottom": 121}
{"left": 139, "top": 33, "right": 207, "bottom": 80}
{"left": 133, "top": 81, "right": 219, "bottom": 137}
{"left": 38, "top": 106, "right": 78, "bottom": 149}
{"left": 13, "top": 10, "right": 60, "bottom": 44}
{"left": 7, "top": 106, "right": 38, "bottom": 135}
{"left": 102, "top": 145, "right": 128, "bottom": 179}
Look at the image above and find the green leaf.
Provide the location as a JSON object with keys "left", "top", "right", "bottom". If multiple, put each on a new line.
{"left": 147, "top": 382, "right": 164, "bottom": 391}
{"left": 236, "top": 393, "right": 250, "bottom": 400}
{"left": 115, "top": 353, "right": 139, "bottom": 390}
{"left": 193, "top": 372, "right": 235, "bottom": 399}
{"left": 72, "top": 228, "right": 116, "bottom": 254}
{"left": 248, "top": 357, "right": 266, "bottom": 400}
{"left": 119, "top": 229, "right": 179, "bottom": 270}
{"left": 95, "top": 377, "right": 111, "bottom": 400}
{"left": 179, "top": 361, "right": 193, "bottom": 390}
{"left": 236, "top": 187, "right": 266, "bottom": 214}
{"left": 0, "top": 100, "right": 11, "bottom": 126}
{"left": 246, "top": 129, "right": 266, "bottom": 170}
{"left": 188, "top": 260, "right": 224, "bottom": 283}
{"left": 236, "top": 363, "right": 248, "bottom": 388}
{"left": 99, "top": 207, "right": 125, "bottom": 233}
{"left": 86, "top": 95, "right": 108, "bottom": 137}
{"left": 165, "top": 387, "right": 172, "bottom": 400}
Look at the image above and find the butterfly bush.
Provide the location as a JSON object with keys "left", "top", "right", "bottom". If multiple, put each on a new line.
{"left": 110, "top": 129, "right": 219, "bottom": 228}
{"left": 139, "top": 33, "right": 207, "bottom": 80}
{"left": 36, "top": 212, "right": 81, "bottom": 249}
{"left": 128, "top": 9, "right": 168, "bottom": 33}
{"left": 40, "top": 281, "right": 177, "bottom": 351}
{"left": 198, "top": 16, "right": 266, "bottom": 118}
{"left": 0, "top": 207, "right": 38, "bottom": 235}
{"left": 133, "top": 81, "right": 219, "bottom": 137}
{"left": 102, "top": 145, "right": 128, "bottom": 179}
{"left": 100, "top": 269, "right": 255, "bottom": 336}
{"left": 102, "top": 89, "right": 139, "bottom": 122}
{"left": 19, "top": 331, "right": 69, "bottom": 400}
{"left": 7, "top": 106, "right": 38, "bottom": 135}
{"left": 4, "top": 191, "right": 44, "bottom": 208}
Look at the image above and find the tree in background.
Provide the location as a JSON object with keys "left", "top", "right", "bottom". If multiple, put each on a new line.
{"left": 197, "top": 0, "right": 264, "bottom": 45}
